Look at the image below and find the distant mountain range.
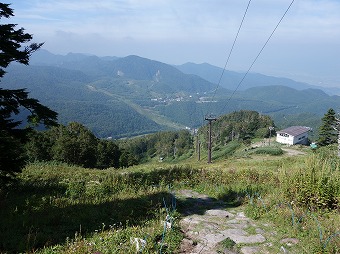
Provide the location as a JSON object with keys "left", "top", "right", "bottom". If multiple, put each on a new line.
{"left": 176, "top": 62, "right": 340, "bottom": 96}
{"left": 2, "top": 49, "right": 339, "bottom": 138}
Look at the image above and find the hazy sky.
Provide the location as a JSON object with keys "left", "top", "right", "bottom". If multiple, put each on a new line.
{"left": 8, "top": 0, "right": 340, "bottom": 87}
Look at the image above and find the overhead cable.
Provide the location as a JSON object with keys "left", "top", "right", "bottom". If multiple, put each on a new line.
{"left": 219, "top": 0, "right": 295, "bottom": 115}
{"left": 206, "top": 0, "right": 252, "bottom": 117}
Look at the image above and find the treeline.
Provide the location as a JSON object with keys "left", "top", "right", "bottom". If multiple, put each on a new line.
{"left": 118, "top": 129, "right": 193, "bottom": 162}
{"left": 24, "top": 111, "right": 276, "bottom": 169}
{"left": 24, "top": 109, "right": 338, "bottom": 170}
{"left": 25, "top": 122, "right": 194, "bottom": 168}
{"left": 199, "top": 110, "right": 275, "bottom": 145}
{"left": 26, "top": 122, "right": 121, "bottom": 168}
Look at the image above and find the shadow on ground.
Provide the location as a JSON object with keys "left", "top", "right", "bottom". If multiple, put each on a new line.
{"left": 0, "top": 179, "right": 171, "bottom": 253}
{"left": 175, "top": 189, "right": 246, "bottom": 216}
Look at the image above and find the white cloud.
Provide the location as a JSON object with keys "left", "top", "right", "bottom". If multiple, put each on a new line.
{"left": 7, "top": 0, "right": 340, "bottom": 86}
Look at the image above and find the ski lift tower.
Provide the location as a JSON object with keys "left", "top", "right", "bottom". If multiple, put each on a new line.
{"left": 205, "top": 114, "right": 217, "bottom": 163}
{"left": 268, "top": 126, "right": 275, "bottom": 146}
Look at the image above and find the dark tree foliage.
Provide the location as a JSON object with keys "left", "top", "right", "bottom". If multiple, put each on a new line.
{"left": 0, "top": 4, "right": 42, "bottom": 78}
{"left": 25, "top": 130, "right": 54, "bottom": 162}
{"left": 118, "top": 129, "right": 193, "bottom": 162}
{"left": 25, "top": 122, "right": 123, "bottom": 169}
{"left": 119, "top": 149, "right": 138, "bottom": 168}
{"left": 0, "top": 88, "right": 57, "bottom": 132}
{"left": 96, "top": 139, "right": 121, "bottom": 169}
{"left": 174, "top": 130, "right": 193, "bottom": 156}
{"left": 0, "top": 130, "right": 26, "bottom": 181}
{"left": 26, "top": 123, "right": 194, "bottom": 168}
{"left": 51, "top": 122, "right": 98, "bottom": 168}
{"left": 318, "top": 108, "right": 338, "bottom": 146}
{"left": 0, "top": 3, "right": 57, "bottom": 183}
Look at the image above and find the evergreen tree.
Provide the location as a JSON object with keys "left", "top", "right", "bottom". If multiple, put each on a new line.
{"left": 318, "top": 108, "right": 337, "bottom": 146}
{"left": 0, "top": 3, "right": 57, "bottom": 183}
{"left": 0, "top": 130, "right": 26, "bottom": 181}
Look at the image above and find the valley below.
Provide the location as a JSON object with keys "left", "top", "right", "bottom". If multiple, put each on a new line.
{"left": 3, "top": 50, "right": 339, "bottom": 138}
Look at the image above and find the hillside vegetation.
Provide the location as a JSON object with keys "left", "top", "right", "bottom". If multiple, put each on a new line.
{"left": 199, "top": 110, "right": 275, "bottom": 145}
{"left": 23, "top": 110, "right": 279, "bottom": 168}
{"left": 2, "top": 144, "right": 340, "bottom": 253}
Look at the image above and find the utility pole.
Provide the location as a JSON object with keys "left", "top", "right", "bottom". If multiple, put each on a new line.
{"left": 195, "top": 129, "right": 201, "bottom": 161}
{"left": 198, "top": 140, "right": 201, "bottom": 161}
{"left": 336, "top": 115, "right": 340, "bottom": 157}
{"left": 205, "top": 115, "right": 217, "bottom": 164}
{"left": 338, "top": 126, "right": 340, "bottom": 157}
{"left": 268, "top": 126, "right": 274, "bottom": 146}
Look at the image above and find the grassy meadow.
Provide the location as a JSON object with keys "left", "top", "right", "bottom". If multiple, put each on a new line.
{"left": 1, "top": 143, "right": 340, "bottom": 253}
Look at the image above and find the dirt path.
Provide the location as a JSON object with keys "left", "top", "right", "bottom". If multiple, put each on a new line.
{"left": 281, "top": 148, "right": 305, "bottom": 156}
{"left": 176, "top": 189, "right": 299, "bottom": 254}
{"left": 251, "top": 141, "right": 306, "bottom": 157}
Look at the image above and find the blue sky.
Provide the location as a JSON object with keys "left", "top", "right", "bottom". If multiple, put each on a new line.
{"left": 7, "top": 0, "right": 340, "bottom": 87}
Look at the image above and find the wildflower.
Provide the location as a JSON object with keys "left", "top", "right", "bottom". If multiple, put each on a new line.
{"left": 130, "top": 237, "right": 146, "bottom": 253}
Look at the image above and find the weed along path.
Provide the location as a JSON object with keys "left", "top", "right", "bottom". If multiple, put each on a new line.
{"left": 176, "top": 189, "right": 298, "bottom": 254}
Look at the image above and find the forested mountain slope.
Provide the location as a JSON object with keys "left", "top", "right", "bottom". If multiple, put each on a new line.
{"left": 2, "top": 65, "right": 163, "bottom": 138}
{"left": 2, "top": 50, "right": 339, "bottom": 137}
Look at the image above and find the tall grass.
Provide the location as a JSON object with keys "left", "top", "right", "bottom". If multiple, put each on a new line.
{"left": 0, "top": 163, "right": 189, "bottom": 253}
{"left": 282, "top": 154, "right": 340, "bottom": 210}
{"left": 1, "top": 147, "right": 340, "bottom": 253}
{"left": 245, "top": 150, "right": 340, "bottom": 253}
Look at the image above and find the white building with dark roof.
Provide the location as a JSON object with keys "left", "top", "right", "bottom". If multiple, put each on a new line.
{"left": 276, "top": 126, "right": 311, "bottom": 145}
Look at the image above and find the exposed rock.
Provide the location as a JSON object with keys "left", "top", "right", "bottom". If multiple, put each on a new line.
{"left": 280, "top": 238, "right": 299, "bottom": 245}
{"left": 241, "top": 246, "right": 262, "bottom": 254}
{"left": 177, "top": 189, "right": 299, "bottom": 253}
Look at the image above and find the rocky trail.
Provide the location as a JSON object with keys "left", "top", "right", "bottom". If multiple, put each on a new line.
{"left": 176, "top": 189, "right": 299, "bottom": 254}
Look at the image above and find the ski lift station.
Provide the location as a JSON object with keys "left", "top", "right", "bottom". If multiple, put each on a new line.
{"left": 276, "top": 126, "right": 311, "bottom": 145}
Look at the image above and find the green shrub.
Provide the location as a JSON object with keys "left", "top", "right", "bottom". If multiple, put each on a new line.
{"left": 283, "top": 154, "right": 340, "bottom": 210}
{"left": 212, "top": 141, "right": 241, "bottom": 160}
{"left": 65, "top": 180, "right": 86, "bottom": 199}
{"left": 253, "top": 146, "right": 283, "bottom": 156}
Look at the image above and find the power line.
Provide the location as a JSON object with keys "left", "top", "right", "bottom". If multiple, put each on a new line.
{"left": 202, "top": 0, "right": 252, "bottom": 164}
{"left": 219, "top": 0, "right": 295, "bottom": 115}
{"left": 201, "top": 0, "right": 295, "bottom": 163}
{"left": 206, "top": 0, "right": 252, "bottom": 117}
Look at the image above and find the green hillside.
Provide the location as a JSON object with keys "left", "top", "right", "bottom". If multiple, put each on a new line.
{"left": 2, "top": 101, "right": 340, "bottom": 253}
{"left": 2, "top": 65, "right": 163, "bottom": 138}
{"left": 3, "top": 51, "right": 339, "bottom": 137}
